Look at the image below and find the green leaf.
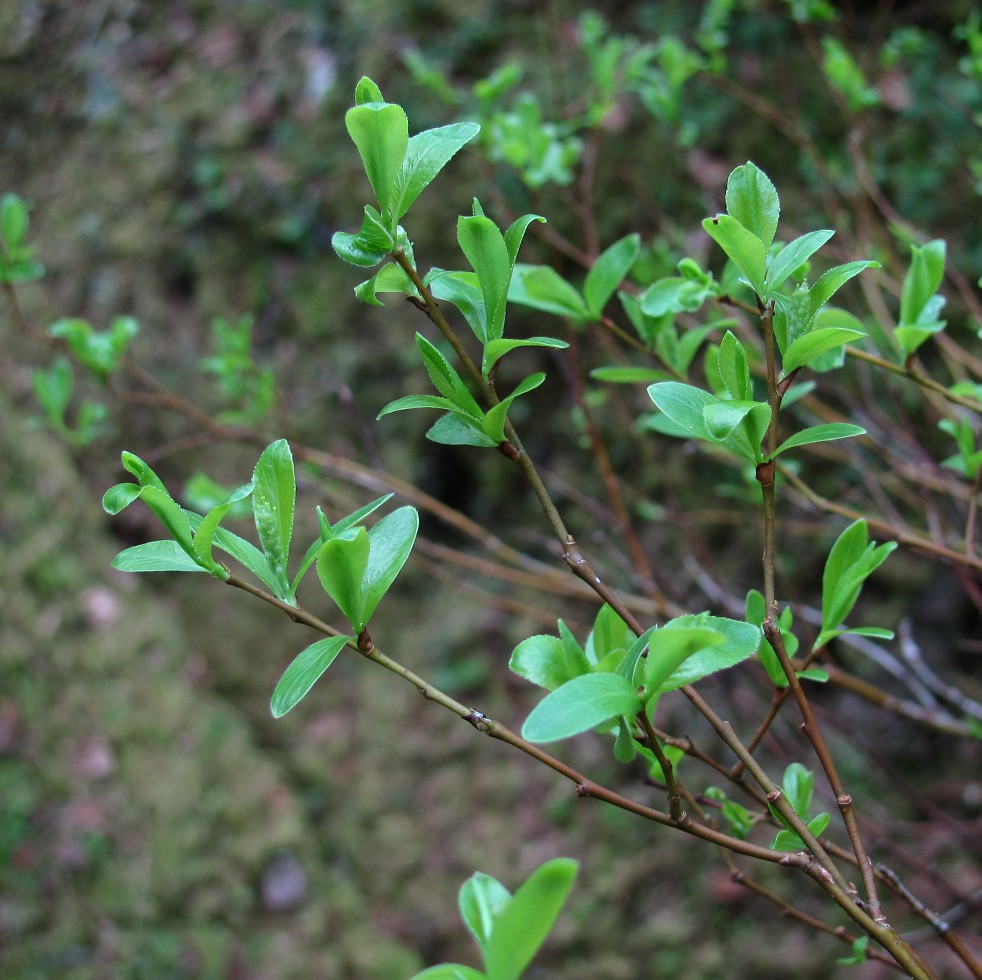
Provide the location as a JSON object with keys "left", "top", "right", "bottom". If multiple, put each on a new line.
{"left": 769, "top": 423, "right": 866, "bottom": 459}
{"left": 191, "top": 517, "right": 279, "bottom": 592}
{"left": 900, "top": 240, "right": 945, "bottom": 326}
{"left": 48, "top": 316, "right": 139, "bottom": 379}
{"left": 427, "top": 413, "right": 498, "bottom": 447}
{"left": 724, "top": 162, "right": 780, "bottom": 247}
{"left": 378, "top": 394, "right": 459, "bottom": 418}
{"left": 252, "top": 440, "right": 296, "bottom": 596}
{"left": 583, "top": 233, "right": 641, "bottom": 317}
{"left": 361, "top": 506, "right": 419, "bottom": 625}
{"left": 655, "top": 615, "right": 761, "bottom": 692}
{"left": 585, "top": 604, "right": 632, "bottom": 665}
{"left": 644, "top": 626, "right": 725, "bottom": 695}
{"left": 510, "top": 634, "right": 588, "bottom": 691}
{"left": 331, "top": 205, "right": 395, "bottom": 267}
{"left": 458, "top": 211, "right": 512, "bottom": 343}
{"left": 616, "top": 627, "right": 659, "bottom": 686}
{"left": 111, "top": 540, "right": 208, "bottom": 574}
{"left": 270, "top": 635, "right": 350, "bottom": 718}
{"left": 702, "top": 399, "right": 771, "bottom": 461}
{"left": 702, "top": 214, "right": 767, "bottom": 296}
{"left": 508, "top": 265, "right": 589, "bottom": 320}
{"left": 590, "top": 366, "right": 670, "bottom": 384}
{"left": 765, "top": 230, "right": 834, "bottom": 290}
{"left": 481, "top": 337, "right": 568, "bottom": 377}
{"left": 1, "top": 193, "right": 28, "bottom": 246}
{"left": 137, "top": 486, "right": 197, "bottom": 557}
{"left": 415, "top": 333, "right": 484, "bottom": 416}
{"left": 409, "top": 966, "right": 487, "bottom": 980}
{"left": 503, "top": 213, "right": 543, "bottom": 267}
{"left": 819, "top": 520, "right": 896, "bottom": 646}
{"left": 783, "top": 762, "right": 814, "bottom": 814}
{"left": 345, "top": 102, "right": 409, "bottom": 219}
{"left": 716, "top": 330, "right": 752, "bottom": 401}
{"left": 292, "top": 494, "right": 398, "bottom": 597}
{"left": 33, "top": 358, "right": 74, "bottom": 423}
{"left": 389, "top": 122, "right": 481, "bottom": 221}
{"left": 428, "top": 270, "right": 488, "bottom": 342}
{"left": 317, "top": 527, "right": 371, "bottom": 631}
{"left": 192, "top": 482, "right": 253, "bottom": 577}
{"left": 459, "top": 872, "right": 512, "bottom": 953}
{"left": 782, "top": 327, "right": 865, "bottom": 374}
{"left": 521, "top": 673, "right": 641, "bottom": 743}
{"left": 328, "top": 494, "right": 397, "bottom": 539}
{"left": 809, "top": 260, "right": 878, "bottom": 312}
{"left": 647, "top": 382, "right": 714, "bottom": 440}
{"left": 836, "top": 936, "right": 870, "bottom": 967}
{"left": 639, "top": 277, "right": 711, "bottom": 317}
{"left": 482, "top": 372, "right": 545, "bottom": 443}
{"left": 483, "top": 859, "right": 578, "bottom": 980}
{"left": 355, "top": 260, "right": 419, "bottom": 305}
{"left": 354, "top": 76, "right": 384, "bottom": 104}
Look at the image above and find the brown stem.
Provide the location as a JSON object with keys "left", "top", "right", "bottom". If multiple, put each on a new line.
{"left": 223, "top": 574, "right": 803, "bottom": 866}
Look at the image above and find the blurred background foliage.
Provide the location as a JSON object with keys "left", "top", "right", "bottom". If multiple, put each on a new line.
{"left": 1, "top": 0, "right": 981, "bottom": 976}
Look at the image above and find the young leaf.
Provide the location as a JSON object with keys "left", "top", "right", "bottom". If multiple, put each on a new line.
{"left": 111, "top": 540, "right": 209, "bottom": 574}
{"left": 354, "top": 76, "right": 384, "bottom": 104}
{"left": 716, "top": 330, "right": 753, "bottom": 401}
{"left": 590, "top": 366, "right": 670, "bottom": 385}
{"left": 389, "top": 122, "right": 481, "bottom": 221}
{"left": 521, "top": 673, "right": 641, "bottom": 743}
{"left": 639, "top": 277, "right": 711, "bottom": 317}
{"left": 428, "top": 270, "right": 488, "bottom": 342}
{"left": 427, "top": 413, "right": 498, "bottom": 447}
{"left": 361, "top": 506, "right": 419, "bottom": 625}
{"left": 702, "top": 214, "right": 767, "bottom": 296}
{"left": 328, "top": 494, "right": 397, "bottom": 539}
{"left": 252, "top": 439, "right": 296, "bottom": 594}
{"left": 378, "top": 394, "right": 460, "bottom": 418}
{"left": 355, "top": 261, "right": 419, "bottom": 306}
{"left": 507, "top": 265, "right": 589, "bottom": 320}
{"left": 331, "top": 205, "right": 395, "bottom": 268}
{"left": 483, "top": 859, "right": 578, "bottom": 980}
{"left": 415, "top": 333, "right": 484, "bottom": 416}
{"left": 583, "top": 233, "right": 641, "bottom": 318}
{"left": 817, "top": 520, "right": 896, "bottom": 647}
{"left": 765, "top": 230, "right": 834, "bottom": 290}
{"left": 510, "top": 634, "right": 587, "bottom": 691}
{"left": 482, "top": 373, "right": 545, "bottom": 443}
{"left": 655, "top": 616, "right": 761, "bottom": 692}
{"left": 647, "top": 382, "right": 714, "bottom": 440}
{"left": 702, "top": 399, "right": 770, "bottom": 461}
{"left": 1, "top": 193, "right": 28, "bottom": 247}
{"left": 459, "top": 872, "right": 512, "bottom": 954}
{"left": 900, "top": 240, "right": 945, "bottom": 327}
{"left": 616, "top": 627, "right": 659, "bottom": 686}
{"left": 644, "top": 626, "right": 725, "bottom": 695}
{"left": 769, "top": 423, "right": 865, "bottom": 458}
{"left": 724, "top": 162, "right": 780, "bottom": 247}
{"left": 783, "top": 761, "right": 815, "bottom": 815}
{"left": 192, "top": 518, "right": 279, "bottom": 593}
{"left": 481, "top": 337, "right": 568, "bottom": 377}
{"left": 192, "top": 482, "right": 253, "bottom": 577}
{"left": 408, "top": 966, "right": 487, "bottom": 980}
{"left": 345, "top": 102, "right": 409, "bottom": 219}
{"left": 317, "top": 527, "right": 371, "bottom": 631}
{"left": 458, "top": 211, "right": 511, "bottom": 343}
{"left": 270, "top": 635, "right": 350, "bottom": 718}
{"left": 809, "top": 260, "right": 878, "bottom": 313}
{"left": 782, "top": 327, "right": 865, "bottom": 374}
